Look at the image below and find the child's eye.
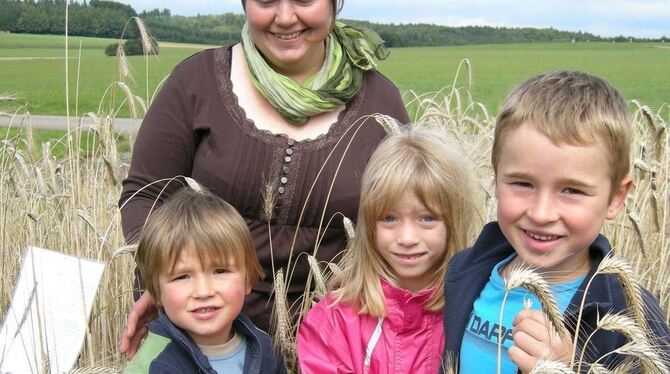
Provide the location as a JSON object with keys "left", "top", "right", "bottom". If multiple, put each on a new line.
{"left": 380, "top": 215, "right": 397, "bottom": 223}
{"left": 563, "top": 187, "right": 585, "bottom": 195}
{"left": 214, "top": 268, "right": 230, "bottom": 275}
{"left": 171, "top": 274, "right": 189, "bottom": 281}
{"left": 419, "top": 215, "right": 435, "bottom": 223}
{"left": 511, "top": 181, "right": 532, "bottom": 188}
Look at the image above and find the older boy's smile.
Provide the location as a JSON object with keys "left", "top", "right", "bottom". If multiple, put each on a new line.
{"left": 495, "top": 122, "right": 630, "bottom": 283}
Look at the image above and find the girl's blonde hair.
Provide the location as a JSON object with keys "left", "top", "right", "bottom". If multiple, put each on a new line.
{"left": 332, "top": 128, "right": 479, "bottom": 316}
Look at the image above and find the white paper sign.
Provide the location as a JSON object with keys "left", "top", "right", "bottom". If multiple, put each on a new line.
{"left": 0, "top": 246, "right": 105, "bottom": 374}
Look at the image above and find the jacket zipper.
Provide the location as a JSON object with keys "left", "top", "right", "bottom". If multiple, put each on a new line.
{"left": 442, "top": 255, "right": 456, "bottom": 374}
{"left": 176, "top": 334, "right": 211, "bottom": 373}
{"left": 239, "top": 317, "right": 263, "bottom": 374}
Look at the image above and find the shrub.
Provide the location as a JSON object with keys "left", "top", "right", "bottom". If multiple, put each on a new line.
{"left": 105, "top": 38, "right": 159, "bottom": 56}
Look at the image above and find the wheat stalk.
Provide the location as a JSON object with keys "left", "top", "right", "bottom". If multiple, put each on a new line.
{"left": 342, "top": 216, "right": 355, "bottom": 240}
{"left": 529, "top": 359, "right": 575, "bottom": 374}
{"left": 577, "top": 312, "right": 647, "bottom": 373}
{"left": 505, "top": 267, "right": 569, "bottom": 339}
{"left": 571, "top": 255, "right": 650, "bottom": 368}
{"left": 272, "top": 269, "right": 295, "bottom": 363}
{"left": 307, "top": 255, "right": 327, "bottom": 300}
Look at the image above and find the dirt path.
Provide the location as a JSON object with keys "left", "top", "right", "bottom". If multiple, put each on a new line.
{"left": 0, "top": 57, "right": 71, "bottom": 61}
{"left": 0, "top": 114, "right": 140, "bottom": 136}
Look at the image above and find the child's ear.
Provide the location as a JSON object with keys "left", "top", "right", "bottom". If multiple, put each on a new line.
{"left": 245, "top": 274, "right": 252, "bottom": 295}
{"left": 606, "top": 176, "right": 633, "bottom": 219}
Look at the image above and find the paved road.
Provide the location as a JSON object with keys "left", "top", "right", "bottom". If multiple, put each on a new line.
{"left": 0, "top": 114, "right": 141, "bottom": 136}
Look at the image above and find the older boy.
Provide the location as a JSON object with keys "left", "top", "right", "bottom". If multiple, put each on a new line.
{"left": 443, "top": 71, "right": 670, "bottom": 373}
{"left": 124, "top": 188, "right": 286, "bottom": 373}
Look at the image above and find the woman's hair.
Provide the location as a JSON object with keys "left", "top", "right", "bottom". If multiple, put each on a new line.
{"left": 241, "top": 0, "right": 344, "bottom": 15}
{"left": 332, "top": 128, "right": 479, "bottom": 316}
{"left": 136, "top": 187, "right": 264, "bottom": 302}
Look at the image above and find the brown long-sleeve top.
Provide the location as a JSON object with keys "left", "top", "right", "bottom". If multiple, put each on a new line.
{"left": 119, "top": 46, "right": 409, "bottom": 331}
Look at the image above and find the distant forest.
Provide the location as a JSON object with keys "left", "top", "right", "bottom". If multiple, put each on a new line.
{"left": 0, "top": 0, "right": 666, "bottom": 46}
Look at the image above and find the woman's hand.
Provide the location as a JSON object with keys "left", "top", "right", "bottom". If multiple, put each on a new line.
{"left": 509, "top": 309, "right": 573, "bottom": 373}
{"left": 119, "top": 291, "right": 157, "bottom": 359}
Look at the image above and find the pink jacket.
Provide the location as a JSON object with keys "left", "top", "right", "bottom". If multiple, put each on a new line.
{"left": 297, "top": 278, "right": 444, "bottom": 374}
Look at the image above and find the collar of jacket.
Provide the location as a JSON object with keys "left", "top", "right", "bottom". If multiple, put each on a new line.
{"left": 381, "top": 277, "right": 440, "bottom": 330}
{"left": 150, "top": 312, "right": 265, "bottom": 373}
{"left": 442, "top": 221, "right": 618, "bottom": 360}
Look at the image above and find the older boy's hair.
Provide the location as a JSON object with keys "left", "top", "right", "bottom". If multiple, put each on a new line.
{"left": 136, "top": 188, "right": 263, "bottom": 301}
{"left": 333, "top": 128, "right": 479, "bottom": 316}
{"left": 492, "top": 71, "right": 632, "bottom": 196}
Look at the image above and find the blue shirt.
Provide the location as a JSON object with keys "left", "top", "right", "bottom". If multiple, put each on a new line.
{"left": 207, "top": 335, "right": 248, "bottom": 374}
{"left": 460, "top": 254, "right": 584, "bottom": 373}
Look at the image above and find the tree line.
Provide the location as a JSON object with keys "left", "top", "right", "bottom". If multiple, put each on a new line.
{"left": 0, "top": 0, "right": 137, "bottom": 38}
{"left": 0, "top": 0, "right": 666, "bottom": 47}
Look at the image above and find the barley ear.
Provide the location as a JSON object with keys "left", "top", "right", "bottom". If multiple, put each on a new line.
{"left": 261, "top": 181, "right": 277, "bottom": 221}
{"left": 529, "top": 359, "right": 574, "bottom": 374}
{"left": 328, "top": 262, "right": 343, "bottom": 279}
{"left": 343, "top": 216, "right": 355, "bottom": 240}
{"left": 307, "top": 255, "right": 327, "bottom": 300}
{"left": 374, "top": 113, "right": 403, "bottom": 135}
{"left": 595, "top": 313, "right": 646, "bottom": 342}
{"left": 505, "top": 267, "right": 569, "bottom": 340}
{"left": 184, "top": 177, "right": 205, "bottom": 193}
{"left": 272, "top": 269, "right": 296, "bottom": 366}
{"left": 441, "top": 352, "right": 458, "bottom": 374}
{"left": 586, "top": 363, "right": 611, "bottom": 374}
{"left": 577, "top": 312, "right": 648, "bottom": 373}
{"left": 609, "top": 340, "right": 668, "bottom": 374}
{"left": 596, "top": 256, "right": 648, "bottom": 333}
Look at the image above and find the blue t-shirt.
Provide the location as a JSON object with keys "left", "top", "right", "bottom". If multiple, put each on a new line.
{"left": 460, "top": 254, "right": 584, "bottom": 373}
{"left": 207, "top": 334, "right": 248, "bottom": 374}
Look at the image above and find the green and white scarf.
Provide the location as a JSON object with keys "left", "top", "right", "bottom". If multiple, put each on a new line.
{"left": 241, "top": 21, "right": 389, "bottom": 124}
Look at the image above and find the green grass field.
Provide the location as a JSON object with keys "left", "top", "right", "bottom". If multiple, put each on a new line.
{"left": 0, "top": 33, "right": 203, "bottom": 116}
{"left": 382, "top": 42, "right": 670, "bottom": 112}
{"left": 1, "top": 33, "right": 669, "bottom": 116}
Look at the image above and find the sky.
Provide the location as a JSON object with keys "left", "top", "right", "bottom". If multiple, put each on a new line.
{"left": 117, "top": 0, "right": 670, "bottom": 38}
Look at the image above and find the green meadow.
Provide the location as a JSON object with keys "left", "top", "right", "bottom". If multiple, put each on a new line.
{"left": 382, "top": 42, "right": 670, "bottom": 113}
{"left": 1, "top": 33, "right": 669, "bottom": 117}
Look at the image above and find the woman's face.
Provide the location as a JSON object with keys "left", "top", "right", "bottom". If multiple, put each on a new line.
{"left": 245, "top": 0, "right": 334, "bottom": 79}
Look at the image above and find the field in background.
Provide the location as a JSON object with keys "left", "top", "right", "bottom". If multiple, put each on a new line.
{"left": 383, "top": 42, "right": 670, "bottom": 112}
{"left": 0, "top": 33, "right": 204, "bottom": 116}
{"left": 1, "top": 34, "right": 669, "bottom": 116}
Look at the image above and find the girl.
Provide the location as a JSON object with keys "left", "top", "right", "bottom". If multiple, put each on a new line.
{"left": 297, "top": 129, "right": 479, "bottom": 373}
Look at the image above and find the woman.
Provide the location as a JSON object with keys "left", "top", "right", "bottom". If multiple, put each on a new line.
{"left": 119, "top": 0, "right": 409, "bottom": 357}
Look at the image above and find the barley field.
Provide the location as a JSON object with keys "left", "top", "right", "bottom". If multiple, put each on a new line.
{"left": 1, "top": 30, "right": 669, "bottom": 373}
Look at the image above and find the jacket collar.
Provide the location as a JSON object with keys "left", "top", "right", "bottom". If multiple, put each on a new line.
{"left": 150, "top": 312, "right": 264, "bottom": 374}
{"left": 151, "top": 313, "right": 215, "bottom": 373}
{"left": 381, "top": 277, "right": 439, "bottom": 330}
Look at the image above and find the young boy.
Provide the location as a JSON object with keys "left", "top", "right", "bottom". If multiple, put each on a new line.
{"left": 124, "top": 188, "right": 286, "bottom": 373}
{"left": 442, "top": 71, "right": 670, "bottom": 373}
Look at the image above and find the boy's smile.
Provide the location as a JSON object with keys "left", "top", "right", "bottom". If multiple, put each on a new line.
{"left": 495, "top": 122, "right": 630, "bottom": 283}
{"left": 158, "top": 246, "right": 251, "bottom": 346}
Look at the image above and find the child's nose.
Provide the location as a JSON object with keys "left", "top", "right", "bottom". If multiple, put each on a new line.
{"left": 527, "top": 192, "right": 558, "bottom": 224}
{"left": 397, "top": 222, "right": 420, "bottom": 246}
{"left": 193, "top": 276, "right": 215, "bottom": 298}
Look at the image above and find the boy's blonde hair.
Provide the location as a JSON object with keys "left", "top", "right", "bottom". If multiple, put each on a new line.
{"left": 136, "top": 188, "right": 264, "bottom": 301}
{"left": 333, "top": 129, "right": 479, "bottom": 316}
{"left": 492, "top": 70, "right": 632, "bottom": 197}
